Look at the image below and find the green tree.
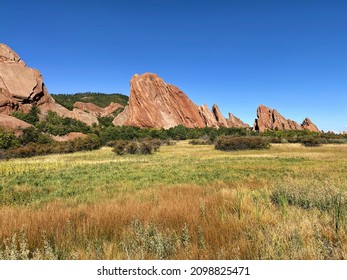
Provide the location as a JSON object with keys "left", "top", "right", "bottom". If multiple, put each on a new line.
{"left": 12, "top": 106, "right": 40, "bottom": 125}
{"left": 0, "top": 129, "right": 19, "bottom": 149}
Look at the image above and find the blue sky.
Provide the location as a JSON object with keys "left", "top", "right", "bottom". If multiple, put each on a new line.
{"left": 2, "top": 0, "right": 347, "bottom": 132}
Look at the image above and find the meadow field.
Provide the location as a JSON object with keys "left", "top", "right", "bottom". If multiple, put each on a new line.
{"left": 0, "top": 141, "right": 346, "bottom": 259}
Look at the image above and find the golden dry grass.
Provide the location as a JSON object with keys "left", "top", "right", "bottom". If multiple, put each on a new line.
{"left": 0, "top": 142, "right": 347, "bottom": 259}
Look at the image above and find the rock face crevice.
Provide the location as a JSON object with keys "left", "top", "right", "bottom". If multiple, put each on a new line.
{"left": 253, "top": 105, "right": 320, "bottom": 132}
{"left": 113, "top": 73, "right": 249, "bottom": 129}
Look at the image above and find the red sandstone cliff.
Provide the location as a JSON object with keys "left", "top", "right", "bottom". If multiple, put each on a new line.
{"left": 254, "top": 105, "right": 320, "bottom": 132}
{"left": 113, "top": 73, "right": 249, "bottom": 129}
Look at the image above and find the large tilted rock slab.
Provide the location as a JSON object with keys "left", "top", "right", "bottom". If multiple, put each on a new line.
{"left": 0, "top": 43, "right": 98, "bottom": 126}
{"left": 301, "top": 117, "right": 320, "bottom": 132}
{"left": 212, "top": 104, "right": 229, "bottom": 127}
{"left": 113, "top": 73, "right": 249, "bottom": 129}
{"left": 227, "top": 112, "right": 249, "bottom": 128}
{"left": 254, "top": 104, "right": 320, "bottom": 132}
{"left": 0, "top": 44, "right": 50, "bottom": 115}
{"left": 113, "top": 73, "right": 207, "bottom": 129}
{"left": 197, "top": 104, "right": 219, "bottom": 128}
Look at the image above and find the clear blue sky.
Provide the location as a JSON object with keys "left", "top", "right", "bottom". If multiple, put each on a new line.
{"left": 2, "top": 0, "right": 347, "bottom": 132}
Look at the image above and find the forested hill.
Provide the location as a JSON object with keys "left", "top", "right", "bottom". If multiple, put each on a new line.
{"left": 51, "top": 92, "right": 129, "bottom": 110}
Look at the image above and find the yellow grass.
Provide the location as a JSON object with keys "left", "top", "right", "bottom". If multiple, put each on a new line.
{"left": 0, "top": 142, "right": 346, "bottom": 259}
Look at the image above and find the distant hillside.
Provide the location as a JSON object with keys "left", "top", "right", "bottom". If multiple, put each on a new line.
{"left": 52, "top": 92, "right": 129, "bottom": 110}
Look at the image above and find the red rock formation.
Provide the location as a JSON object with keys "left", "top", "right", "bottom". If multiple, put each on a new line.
{"left": 198, "top": 104, "right": 219, "bottom": 128}
{"left": 113, "top": 73, "right": 250, "bottom": 129}
{"left": 103, "top": 102, "right": 124, "bottom": 117}
{"left": 301, "top": 117, "right": 320, "bottom": 132}
{"left": 0, "top": 115, "right": 32, "bottom": 136}
{"left": 113, "top": 73, "right": 206, "bottom": 129}
{"left": 287, "top": 119, "right": 303, "bottom": 130}
{"left": 0, "top": 43, "right": 50, "bottom": 114}
{"left": 227, "top": 113, "right": 249, "bottom": 128}
{"left": 254, "top": 105, "right": 319, "bottom": 132}
{"left": 0, "top": 43, "right": 98, "bottom": 126}
{"left": 51, "top": 132, "right": 87, "bottom": 142}
{"left": 38, "top": 100, "right": 98, "bottom": 126}
{"left": 212, "top": 104, "right": 229, "bottom": 127}
{"left": 74, "top": 102, "right": 105, "bottom": 117}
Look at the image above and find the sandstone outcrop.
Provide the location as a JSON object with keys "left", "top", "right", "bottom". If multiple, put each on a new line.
{"left": 197, "top": 104, "right": 219, "bottom": 128}
{"left": 0, "top": 115, "right": 32, "bottom": 136}
{"left": 212, "top": 104, "right": 229, "bottom": 127}
{"left": 301, "top": 117, "right": 320, "bottom": 133}
{"left": 3, "top": 44, "right": 321, "bottom": 133}
{"left": 254, "top": 105, "right": 320, "bottom": 132}
{"left": 0, "top": 43, "right": 98, "bottom": 126}
{"left": 113, "top": 73, "right": 249, "bottom": 129}
{"left": 51, "top": 132, "right": 87, "bottom": 142}
{"left": 37, "top": 99, "right": 98, "bottom": 126}
{"left": 227, "top": 113, "right": 249, "bottom": 128}
{"left": 0, "top": 44, "right": 50, "bottom": 114}
{"left": 113, "top": 73, "right": 207, "bottom": 128}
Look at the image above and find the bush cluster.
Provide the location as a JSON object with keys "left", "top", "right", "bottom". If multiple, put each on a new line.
{"left": 300, "top": 137, "right": 322, "bottom": 147}
{"left": 188, "top": 139, "right": 213, "bottom": 145}
{"left": 12, "top": 106, "right": 40, "bottom": 125}
{"left": 112, "top": 139, "right": 162, "bottom": 155}
{"left": 215, "top": 136, "right": 271, "bottom": 151}
{"left": 36, "top": 111, "right": 91, "bottom": 136}
{"left": 99, "top": 125, "right": 252, "bottom": 144}
{"left": 0, "top": 134, "right": 101, "bottom": 159}
{"left": 0, "top": 129, "right": 19, "bottom": 150}
{"left": 262, "top": 129, "right": 347, "bottom": 144}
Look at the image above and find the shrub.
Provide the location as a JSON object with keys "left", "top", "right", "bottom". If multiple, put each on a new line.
{"left": 0, "top": 129, "right": 19, "bottom": 150}
{"left": 112, "top": 140, "right": 129, "bottom": 155}
{"left": 139, "top": 141, "right": 153, "bottom": 155}
{"left": 112, "top": 139, "right": 162, "bottom": 155}
{"left": 35, "top": 111, "right": 91, "bottom": 136}
{"left": 126, "top": 141, "right": 139, "bottom": 154}
{"left": 161, "top": 139, "right": 176, "bottom": 146}
{"left": 189, "top": 139, "right": 213, "bottom": 145}
{"left": 12, "top": 106, "right": 40, "bottom": 125}
{"left": 215, "top": 136, "right": 271, "bottom": 151}
{"left": 20, "top": 127, "right": 53, "bottom": 146}
{"left": 74, "top": 134, "right": 101, "bottom": 151}
{"left": 301, "top": 137, "right": 322, "bottom": 147}
{"left": 150, "top": 139, "right": 162, "bottom": 152}
{"left": 97, "top": 116, "right": 114, "bottom": 128}
{"left": 1, "top": 134, "right": 102, "bottom": 159}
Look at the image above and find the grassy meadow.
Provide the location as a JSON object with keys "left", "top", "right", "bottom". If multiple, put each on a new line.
{"left": 0, "top": 141, "right": 347, "bottom": 259}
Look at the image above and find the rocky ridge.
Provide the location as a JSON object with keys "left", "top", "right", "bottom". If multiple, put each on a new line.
{"left": 254, "top": 105, "right": 320, "bottom": 132}
{"left": 1, "top": 43, "right": 321, "bottom": 134}
{"left": 113, "top": 73, "right": 249, "bottom": 129}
